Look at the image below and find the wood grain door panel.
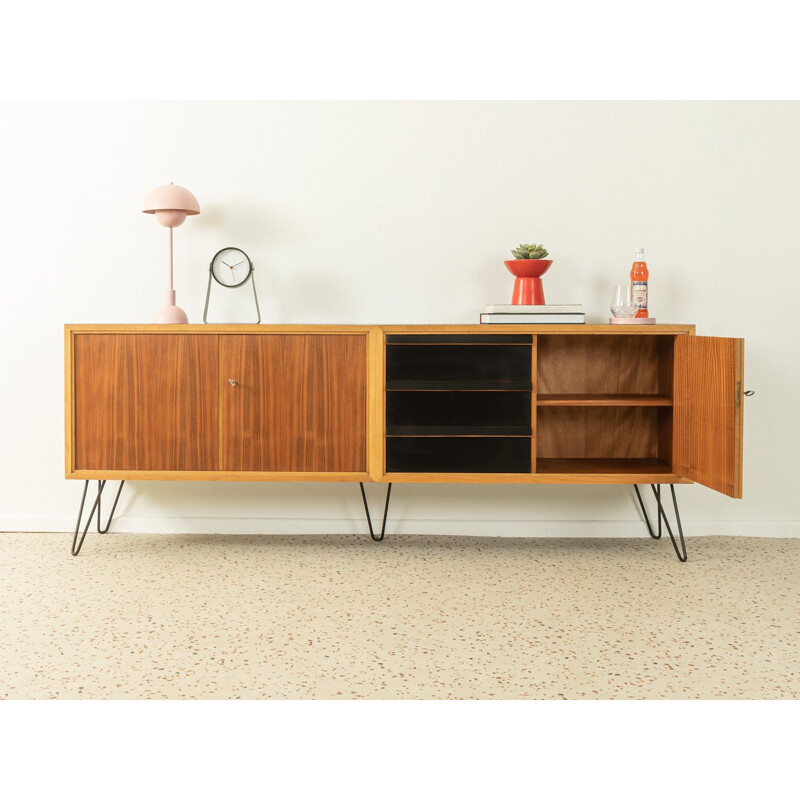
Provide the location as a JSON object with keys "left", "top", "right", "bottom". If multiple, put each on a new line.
{"left": 220, "top": 334, "right": 367, "bottom": 472}
{"left": 74, "top": 334, "right": 219, "bottom": 471}
{"left": 674, "top": 335, "right": 744, "bottom": 497}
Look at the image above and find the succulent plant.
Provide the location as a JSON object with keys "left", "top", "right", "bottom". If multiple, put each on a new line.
{"left": 511, "top": 243, "right": 549, "bottom": 260}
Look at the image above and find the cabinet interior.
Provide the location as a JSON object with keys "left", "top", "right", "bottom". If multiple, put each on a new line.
{"left": 385, "top": 334, "right": 534, "bottom": 473}
{"left": 535, "top": 335, "right": 675, "bottom": 472}
{"left": 384, "top": 333, "right": 677, "bottom": 475}
{"left": 537, "top": 334, "right": 674, "bottom": 397}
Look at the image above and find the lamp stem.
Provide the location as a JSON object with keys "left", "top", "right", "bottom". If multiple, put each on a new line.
{"left": 169, "top": 226, "right": 174, "bottom": 293}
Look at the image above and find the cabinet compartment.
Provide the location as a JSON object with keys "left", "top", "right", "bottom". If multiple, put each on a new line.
{"left": 386, "top": 344, "right": 532, "bottom": 389}
{"left": 386, "top": 391, "right": 531, "bottom": 435}
{"left": 386, "top": 436, "right": 531, "bottom": 473}
{"left": 536, "top": 406, "right": 672, "bottom": 462}
{"left": 534, "top": 334, "right": 676, "bottom": 475}
{"left": 537, "top": 335, "right": 673, "bottom": 396}
{"left": 384, "top": 336, "right": 534, "bottom": 471}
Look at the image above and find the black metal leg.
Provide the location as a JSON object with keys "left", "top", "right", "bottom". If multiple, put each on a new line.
{"left": 72, "top": 480, "right": 105, "bottom": 556}
{"left": 97, "top": 480, "right": 125, "bottom": 534}
{"left": 634, "top": 484, "right": 688, "bottom": 562}
{"left": 651, "top": 484, "right": 688, "bottom": 562}
{"left": 71, "top": 480, "right": 125, "bottom": 555}
{"left": 359, "top": 482, "right": 392, "bottom": 542}
{"left": 634, "top": 484, "right": 661, "bottom": 540}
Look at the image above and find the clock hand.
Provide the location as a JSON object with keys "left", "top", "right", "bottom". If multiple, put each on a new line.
{"left": 221, "top": 260, "right": 231, "bottom": 267}
{"left": 230, "top": 261, "right": 245, "bottom": 268}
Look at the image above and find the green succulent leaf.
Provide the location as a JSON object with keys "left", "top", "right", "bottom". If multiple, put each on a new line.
{"left": 511, "top": 242, "right": 548, "bottom": 259}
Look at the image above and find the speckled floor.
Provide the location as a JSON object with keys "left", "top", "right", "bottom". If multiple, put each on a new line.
{"left": 1, "top": 533, "right": 798, "bottom": 699}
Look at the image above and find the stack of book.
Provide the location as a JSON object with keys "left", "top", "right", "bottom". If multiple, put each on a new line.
{"left": 480, "top": 304, "right": 585, "bottom": 324}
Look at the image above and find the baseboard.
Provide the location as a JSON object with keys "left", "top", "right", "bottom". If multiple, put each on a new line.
{"left": 2, "top": 516, "right": 800, "bottom": 537}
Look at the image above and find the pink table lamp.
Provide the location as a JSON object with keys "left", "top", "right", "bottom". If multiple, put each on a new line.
{"left": 143, "top": 182, "right": 200, "bottom": 324}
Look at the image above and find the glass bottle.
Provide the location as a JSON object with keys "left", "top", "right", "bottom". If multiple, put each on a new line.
{"left": 630, "top": 248, "right": 649, "bottom": 318}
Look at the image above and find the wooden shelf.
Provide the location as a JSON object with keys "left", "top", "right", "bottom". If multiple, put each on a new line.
{"left": 380, "top": 468, "right": 691, "bottom": 485}
{"left": 536, "top": 394, "right": 673, "bottom": 407}
{"left": 536, "top": 458, "right": 677, "bottom": 477}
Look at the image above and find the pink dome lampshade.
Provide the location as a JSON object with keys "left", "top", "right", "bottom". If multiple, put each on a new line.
{"left": 143, "top": 182, "right": 201, "bottom": 324}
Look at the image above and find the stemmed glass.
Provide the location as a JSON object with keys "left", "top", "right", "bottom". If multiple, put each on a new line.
{"left": 610, "top": 285, "right": 638, "bottom": 318}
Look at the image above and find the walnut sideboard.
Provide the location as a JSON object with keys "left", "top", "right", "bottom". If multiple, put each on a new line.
{"left": 65, "top": 324, "right": 745, "bottom": 560}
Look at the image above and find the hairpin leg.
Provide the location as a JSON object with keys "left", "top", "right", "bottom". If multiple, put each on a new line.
{"left": 97, "top": 480, "right": 125, "bottom": 534}
{"left": 359, "top": 482, "right": 392, "bottom": 542}
{"left": 71, "top": 480, "right": 125, "bottom": 556}
{"left": 634, "top": 483, "right": 688, "bottom": 562}
{"left": 634, "top": 483, "right": 661, "bottom": 540}
{"left": 651, "top": 484, "right": 688, "bottom": 562}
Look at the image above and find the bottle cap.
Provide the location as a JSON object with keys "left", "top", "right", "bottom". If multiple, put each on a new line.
{"left": 635, "top": 248, "right": 645, "bottom": 258}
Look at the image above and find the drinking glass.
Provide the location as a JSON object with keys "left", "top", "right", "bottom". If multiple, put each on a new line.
{"left": 610, "top": 285, "right": 638, "bottom": 317}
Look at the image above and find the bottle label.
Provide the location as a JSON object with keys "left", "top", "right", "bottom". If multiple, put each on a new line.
{"left": 632, "top": 281, "right": 648, "bottom": 309}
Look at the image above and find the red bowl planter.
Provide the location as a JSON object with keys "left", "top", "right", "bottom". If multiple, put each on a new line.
{"left": 503, "top": 259, "right": 553, "bottom": 305}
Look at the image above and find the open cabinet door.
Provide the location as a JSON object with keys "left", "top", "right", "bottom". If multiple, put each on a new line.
{"left": 674, "top": 335, "right": 744, "bottom": 498}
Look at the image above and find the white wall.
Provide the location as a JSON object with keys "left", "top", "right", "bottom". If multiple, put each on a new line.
{"left": 1, "top": 101, "right": 797, "bottom": 537}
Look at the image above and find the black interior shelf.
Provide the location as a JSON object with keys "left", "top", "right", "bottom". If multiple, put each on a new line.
{"left": 386, "top": 343, "right": 532, "bottom": 385}
{"left": 386, "top": 436, "right": 532, "bottom": 473}
{"left": 387, "top": 380, "right": 532, "bottom": 391}
{"left": 386, "top": 389, "right": 531, "bottom": 428}
{"left": 387, "top": 334, "right": 532, "bottom": 344}
{"left": 384, "top": 336, "right": 534, "bottom": 473}
{"left": 386, "top": 426, "right": 532, "bottom": 437}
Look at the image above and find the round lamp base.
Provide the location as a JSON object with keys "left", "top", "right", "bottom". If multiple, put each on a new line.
{"left": 154, "top": 304, "right": 189, "bottom": 324}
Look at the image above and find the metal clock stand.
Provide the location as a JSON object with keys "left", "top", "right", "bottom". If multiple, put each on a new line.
{"left": 203, "top": 269, "right": 261, "bottom": 323}
{"left": 203, "top": 247, "right": 261, "bottom": 324}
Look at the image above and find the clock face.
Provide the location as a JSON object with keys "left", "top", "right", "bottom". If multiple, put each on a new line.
{"left": 210, "top": 247, "right": 253, "bottom": 288}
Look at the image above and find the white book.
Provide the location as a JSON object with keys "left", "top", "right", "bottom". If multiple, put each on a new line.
{"left": 483, "top": 304, "right": 583, "bottom": 314}
{"left": 480, "top": 313, "right": 585, "bottom": 324}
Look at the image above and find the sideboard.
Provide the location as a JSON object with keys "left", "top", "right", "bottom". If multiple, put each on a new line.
{"left": 65, "top": 324, "right": 745, "bottom": 561}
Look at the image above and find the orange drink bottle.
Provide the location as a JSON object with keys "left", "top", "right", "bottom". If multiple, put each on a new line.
{"left": 631, "top": 248, "right": 649, "bottom": 318}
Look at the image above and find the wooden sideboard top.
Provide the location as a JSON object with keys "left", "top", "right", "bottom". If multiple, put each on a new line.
{"left": 65, "top": 323, "right": 697, "bottom": 335}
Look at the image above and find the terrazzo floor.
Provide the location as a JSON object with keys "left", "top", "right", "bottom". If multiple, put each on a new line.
{"left": 1, "top": 532, "right": 798, "bottom": 700}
